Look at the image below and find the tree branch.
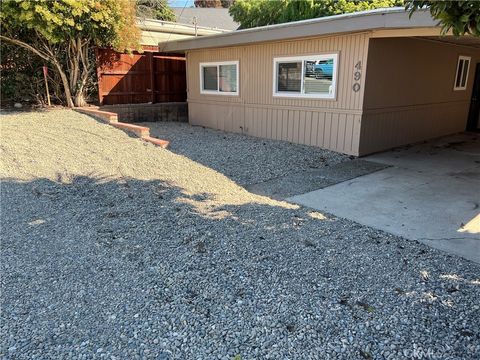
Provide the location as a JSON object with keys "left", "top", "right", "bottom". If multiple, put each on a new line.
{"left": 0, "top": 35, "right": 51, "bottom": 62}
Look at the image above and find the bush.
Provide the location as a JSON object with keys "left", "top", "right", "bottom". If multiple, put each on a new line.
{"left": 1, "top": 42, "right": 99, "bottom": 108}
{"left": 2, "top": 43, "right": 41, "bottom": 106}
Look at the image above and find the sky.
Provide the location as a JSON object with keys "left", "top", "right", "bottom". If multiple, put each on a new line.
{"left": 168, "top": 0, "right": 195, "bottom": 7}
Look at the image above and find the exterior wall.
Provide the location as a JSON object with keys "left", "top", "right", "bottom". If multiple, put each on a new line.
{"left": 186, "top": 33, "right": 370, "bottom": 155}
{"left": 360, "top": 37, "right": 480, "bottom": 155}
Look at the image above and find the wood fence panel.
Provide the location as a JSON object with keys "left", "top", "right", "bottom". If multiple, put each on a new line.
{"left": 96, "top": 48, "right": 186, "bottom": 105}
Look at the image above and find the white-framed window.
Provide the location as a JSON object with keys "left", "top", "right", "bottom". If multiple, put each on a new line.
{"left": 273, "top": 53, "right": 338, "bottom": 99}
{"left": 200, "top": 61, "right": 239, "bottom": 95}
{"left": 454, "top": 55, "right": 471, "bottom": 91}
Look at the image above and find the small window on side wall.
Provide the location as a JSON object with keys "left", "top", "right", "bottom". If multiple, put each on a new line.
{"left": 200, "top": 61, "right": 239, "bottom": 95}
{"left": 273, "top": 54, "right": 338, "bottom": 99}
{"left": 454, "top": 56, "right": 471, "bottom": 91}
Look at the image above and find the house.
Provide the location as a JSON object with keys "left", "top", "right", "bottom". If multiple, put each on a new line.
{"left": 137, "top": 17, "right": 231, "bottom": 47}
{"left": 172, "top": 7, "right": 239, "bottom": 31}
{"left": 159, "top": 8, "right": 480, "bottom": 156}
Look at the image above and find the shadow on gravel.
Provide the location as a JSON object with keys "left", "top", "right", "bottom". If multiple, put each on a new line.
{"left": 145, "top": 123, "right": 386, "bottom": 200}
{"left": 1, "top": 174, "right": 327, "bottom": 268}
{"left": 2, "top": 175, "right": 479, "bottom": 358}
{"left": 245, "top": 160, "right": 388, "bottom": 200}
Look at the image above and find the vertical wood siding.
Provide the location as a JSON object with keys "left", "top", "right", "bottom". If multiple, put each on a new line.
{"left": 186, "top": 33, "right": 370, "bottom": 155}
{"left": 360, "top": 102, "right": 470, "bottom": 154}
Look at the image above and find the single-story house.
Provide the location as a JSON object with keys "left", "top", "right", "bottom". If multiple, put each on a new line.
{"left": 159, "top": 7, "right": 480, "bottom": 156}
{"left": 138, "top": 17, "right": 231, "bottom": 46}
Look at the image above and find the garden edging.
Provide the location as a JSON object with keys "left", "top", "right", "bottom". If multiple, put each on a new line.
{"left": 74, "top": 107, "right": 169, "bottom": 148}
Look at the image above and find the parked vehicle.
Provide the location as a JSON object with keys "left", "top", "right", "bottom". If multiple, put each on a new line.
{"left": 314, "top": 60, "right": 334, "bottom": 79}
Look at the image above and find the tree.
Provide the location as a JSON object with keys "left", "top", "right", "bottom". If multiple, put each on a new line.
{"left": 229, "top": 0, "right": 404, "bottom": 29}
{"left": 0, "top": 0, "right": 140, "bottom": 107}
{"left": 137, "top": 0, "right": 176, "bottom": 21}
{"left": 194, "top": 0, "right": 233, "bottom": 8}
{"left": 405, "top": 0, "right": 480, "bottom": 36}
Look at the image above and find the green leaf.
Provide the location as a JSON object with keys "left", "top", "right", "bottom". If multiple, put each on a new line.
{"left": 20, "top": 1, "right": 30, "bottom": 10}
{"left": 460, "top": 14, "right": 470, "bottom": 23}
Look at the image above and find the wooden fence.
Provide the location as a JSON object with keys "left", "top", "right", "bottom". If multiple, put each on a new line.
{"left": 95, "top": 48, "right": 186, "bottom": 105}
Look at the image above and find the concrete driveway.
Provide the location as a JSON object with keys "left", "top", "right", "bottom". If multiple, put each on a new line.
{"left": 290, "top": 133, "right": 480, "bottom": 263}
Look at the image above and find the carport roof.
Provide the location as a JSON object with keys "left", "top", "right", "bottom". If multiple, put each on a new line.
{"left": 159, "top": 7, "right": 438, "bottom": 52}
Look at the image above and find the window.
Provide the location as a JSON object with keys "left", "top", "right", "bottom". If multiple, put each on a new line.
{"left": 273, "top": 54, "right": 338, "bottom": 99}
{"left": 200, "top": 61, "right": 239, "bottom": 95}
{"left": 454, "top": 56, "right": 471, "bottom": 91}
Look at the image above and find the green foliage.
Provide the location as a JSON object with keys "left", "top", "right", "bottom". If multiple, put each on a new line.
{"left": 0, "top": 0, "right": 141, "bottom": 107}
{"left": 194, "top": 0, "right": 233, "bottom": 8}
{"left": 405, "top": 0, "right": 480, "bottom": 36}
{"left": 1, "top": 0, "right": 140, "bottom": 51}
{"left": 1, "top": 42, "right": 42, "bottom": 105}
{"left": 1, "top": 42, "right": 70, "bottom": 106}
{"left": 137, "top": 0, "right": 176, "bottom": 21}
{"left": 229, "top": 0, "right": 404, "bottom": 29}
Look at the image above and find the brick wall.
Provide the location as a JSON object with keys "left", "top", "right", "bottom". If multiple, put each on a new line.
{"left": 99, "top": 102, "right": 188, "bottom": 123}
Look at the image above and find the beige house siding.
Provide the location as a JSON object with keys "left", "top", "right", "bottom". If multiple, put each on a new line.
{"left": 360, "top": 37, "right": 480, "bottom": 155}
{"left": 186, "top": 33, "right": 370, "bottom": 155}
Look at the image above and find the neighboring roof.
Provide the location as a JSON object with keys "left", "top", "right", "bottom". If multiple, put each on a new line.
{"left": 137, "top": 18, "right": 227, "bottom": 46}
{"left": 160, "top": 7, "right": 439, "bottom": 52}
{"left": 172, "top": 7, "right": 239, "bottom": 31}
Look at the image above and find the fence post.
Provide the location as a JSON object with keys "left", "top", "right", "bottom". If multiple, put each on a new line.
{"left": 149, "top": 52, "right": 155, "bottom": 104}
{"left": 42, "top": 66, "right": 51, "bottom": 106}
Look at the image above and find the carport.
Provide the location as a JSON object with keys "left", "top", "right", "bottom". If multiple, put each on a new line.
{"left": 359, "top": 34, "right": 480, "bottom": 155}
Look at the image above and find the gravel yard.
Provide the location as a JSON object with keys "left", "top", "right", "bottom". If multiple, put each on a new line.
{"left": 143, "top": 122, "right": 349, "bottom": 186}
{"left": 1, "top": 109, "right": 479, "bottom": 359}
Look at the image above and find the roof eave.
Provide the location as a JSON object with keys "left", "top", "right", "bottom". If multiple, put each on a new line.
{"left": 159, "top": 8, "right": 437, "bottom": 52}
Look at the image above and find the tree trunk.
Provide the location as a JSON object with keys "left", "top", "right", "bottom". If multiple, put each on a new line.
{"left": 53, "top": 61, "right": 75, "bottom": 108}
{"left": 70, "top": 38, "right": 91, "bottom": 108}
{"left": 74, "top": 92, "right": 86, "bottom": 107}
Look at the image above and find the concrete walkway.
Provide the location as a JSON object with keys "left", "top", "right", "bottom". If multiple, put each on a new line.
{"left": 290, "top": 133, "right": 480, "bottom": 263}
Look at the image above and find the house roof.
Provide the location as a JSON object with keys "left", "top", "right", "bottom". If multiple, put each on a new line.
{"left": 137, "top": 18, "right": 228, "bottom": 46}
{"left": 159, "top": 7, "right": 440, "bottom": 52}
{"left": 172, "top": 7, "right": 239, "bottom": 31}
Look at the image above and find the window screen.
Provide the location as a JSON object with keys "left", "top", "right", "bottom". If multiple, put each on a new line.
{"left": 277, "top": 62, "right": 301, "bottom": 92}
{"left": 202, "top": 66, "right": 218, "bottom": 91}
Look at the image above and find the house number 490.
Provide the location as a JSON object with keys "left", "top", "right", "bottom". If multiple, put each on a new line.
{"left": 352, "top": 61, "right": 361, "bottom": 92}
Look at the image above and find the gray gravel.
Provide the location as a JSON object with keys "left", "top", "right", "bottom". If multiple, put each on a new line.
{"left": 144, "top": 122, "right": 349, "bottom": 186}
{"left": 1, "top": 110, "right": 480, "bottom": 359}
